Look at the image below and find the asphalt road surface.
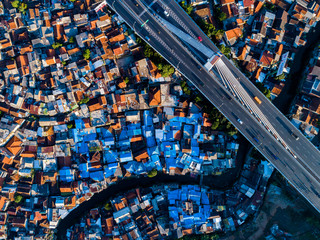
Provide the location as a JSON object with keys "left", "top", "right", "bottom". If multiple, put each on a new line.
{"left": 106, "top": 0, "right": 320, "bottom": 212}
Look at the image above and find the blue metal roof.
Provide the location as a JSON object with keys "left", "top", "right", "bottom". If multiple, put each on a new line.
{"left": 83, "top": 133, "right": 96, "bottom": 142}
{"left": 59, "top": 167, "right": 74, "bottom": 182}
{"left": 77, "top": 142, "right": 89, "bottom": 154}
{"left": 104, "top": 150, "right": 118, "bottom": 164}
{"left": 90, "top": 170, "right": 104, "bottom": 181}
{"left": 183, "top": 124, "right": 194, "bottom": 138}
{"left": 79, "top": 163, "right": 89, "bottom": 178}
{"left": 75, "top": 119, "right": 84, "bottom": 130}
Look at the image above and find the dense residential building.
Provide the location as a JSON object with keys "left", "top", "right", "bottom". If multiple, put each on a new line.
{"left": 0, "top": 0, "right": 243, "bottom": 238}
{"left": 290, "top": 44, "right": 320, "bottom": 141}
{"left": 0, "top": 0, "right": 318, "bottom": 238}
{"left": 65, "top": 154, "right": 273, "bottom": 239}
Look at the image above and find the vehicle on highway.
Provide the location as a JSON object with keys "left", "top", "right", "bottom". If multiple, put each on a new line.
{"left": 253, "top": 137, "right": 259, "bottom": 143}
{"left": 291, "top": 132, "right": 299, "bottom": 140}
{"left": 198, "top": 36, "right": 202, "bottom": 42}
{"left": 145, "top": 36, "right": 150, "bottom": 41}
{"left": 164, "top": 10, "right": 169, "bottom": 17}
{"left": 197, "top": 64, "right": 202, "bottom": 70}
{"left": 237, "top": 118, "right": 243, "bottom": 125}
{"left": 254, "top": 96, "right": 262, "bottom": 104}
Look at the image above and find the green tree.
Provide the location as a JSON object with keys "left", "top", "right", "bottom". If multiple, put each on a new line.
{"left": 218, "top": 44, "right": 231, "bottom": 58}
{"left": 275, "top": 73, "right": 285, "bottom": 81}
{"left": 104, "top": 202, "right": 112, "bottom": 211}
{"left": 83, "top": 49, "right": 91, "bottom": 60}
{"left": 215, "top": 29, "right": 224, "bottom": 41}
{"left": 52, "top": 42, "right": 63, "bottom": 49}
{"left": 205, "top": 23, "right": 216, "bottom": 38}
{"left": 144, "top": 47, "right": 154, "bottom": 58}
{"left": 61, "top": 60, "right": 67, "bottom": 66}
{"left": 67, "top": 123, "right": 74, "bottom": 129}
{"left": 160, "top": 64, "right": 175, "bottom": 77}
{"left": 14, "top": 195, "right": 23, "bottom": 204}
{"left": 195, "top": 96, "right": 202, "bottom": 102}
{"left": 218, "top": 11, "right": 227, "bottom": 22}
{"left": 68, "top": 36, "right": 75, "bottom": 43}
{"left": 180, "top": 2, "right": 193, "bottom": 15}
{"left": 124, "top": 77, "right": 130, "bottom": 84}
{"left": 147, "top": 169, "right": 158, "bottom": 178}
{"left": 185, "top": 5, "right": 193, "bottom": 15}
{"left": 211, "top": 120, "right": 219, "bottom": 130}
{"left": 31, "top": 169, "right": 35, "bottom": 178}
{"left": 18, "top": 2, "right": 27, "bottom": 13}
{"left": 78, "top": 96, "right": 90, "bottom": 105}
{"left": 227, "top": 128, "right": 238, "bottom": 136}
{"left": 11, "top": 0, "right": 20, "bottom": 8}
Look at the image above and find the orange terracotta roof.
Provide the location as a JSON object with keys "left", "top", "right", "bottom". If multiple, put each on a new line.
{"left": 271, "top": 85, "right": 282, "bottom": 95}
{"left": 221, "top": 0, "right": 235, "bottom": 4}
{"left": 238, "top": 45, "right": 249, "bottom": 61}
{"left": 2, "top": 157, "right": 13, "bottom": 165}
{"left": 118, "top": 79, "right": 127, "bottom": 89}
{"left": 255, "top": 67, "right": 262, "bottom": 79}
{"left": 29, "top": 9, "right": 35, "bottom": 19}
{"left": 6, "top": 60, "right": 16, "bottom": 70}
{"left": 20, "top": 45, "right": 33, "bottom": 54}
{"left": 225, "top": 28, "right": 242, "bottom": 41}
{"left": 44, "top": 20, "right": 51, "bottom": 27}
{"left": 54, "top": 25, "right": 65, "bottom": 41}
{"left": 131, "top": 136, "right": 143, "bottom": 142}
{"left": 255, "top": 1, "right": 264, "bottom": 13}
{"left": 67, "top": 48, "right": 80, "bottom": 55}
{"left": 243, "top": 0, "right": 254, "bottom": 7}
{"left": 259, "top": 51, "right": 273, "bottom": 66}
{"left": 0, "top": 196, "right": 8, "bottom": 211}
{"left": 112, "top": 104, "right": 119, "bottom": 114}
{"left": 135, "top": 151, "right": 149, "bottom": 162}
{"left": 34, "top": 211, "right": 47, "bottom": 221}
{"left": 16, "top": 54, "right": 29, "bottom": 67}
{"left": 236, "top": 18, "right": 244, "bottom": 25}
{"left": 99, "top": 15, "right": 111, "bottom": 21}
{"left": 5, "top": 136, "right": 22, "bottom": 156}
{"left": 91, "top": 20, "right": 97, "bottom": 30}
{"left": 0, "top": 39, "right": 12, "bottom": 49}
{"left": 8, "top": 19, "right": 17, "bottom": 30}
{"left": 113, "top": 46, "right": 124, "bottom": 56}
{"left": 149, "top": 87, "right": 161, "bottom": 106}
{"left": 46, "top": 57, "right": 56, "bottom": 65}
{"left": 276, "top": 44, "right": 283, "bottom": 56}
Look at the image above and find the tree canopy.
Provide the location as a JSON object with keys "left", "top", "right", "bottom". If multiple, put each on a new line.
{"left": 147, "top": 169, "right": 158, "bottom": 178}
{"left": 52, "top": 42, "right": 63, "bottom": 49}
{"left": 11, "top": 1, "right": 27, "bottom": 13}
{"left": 83, "top": 49, "right": 91, "bottom": 60}
{"left": 14, "top": 195, "right": 23, "bottom": 204}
